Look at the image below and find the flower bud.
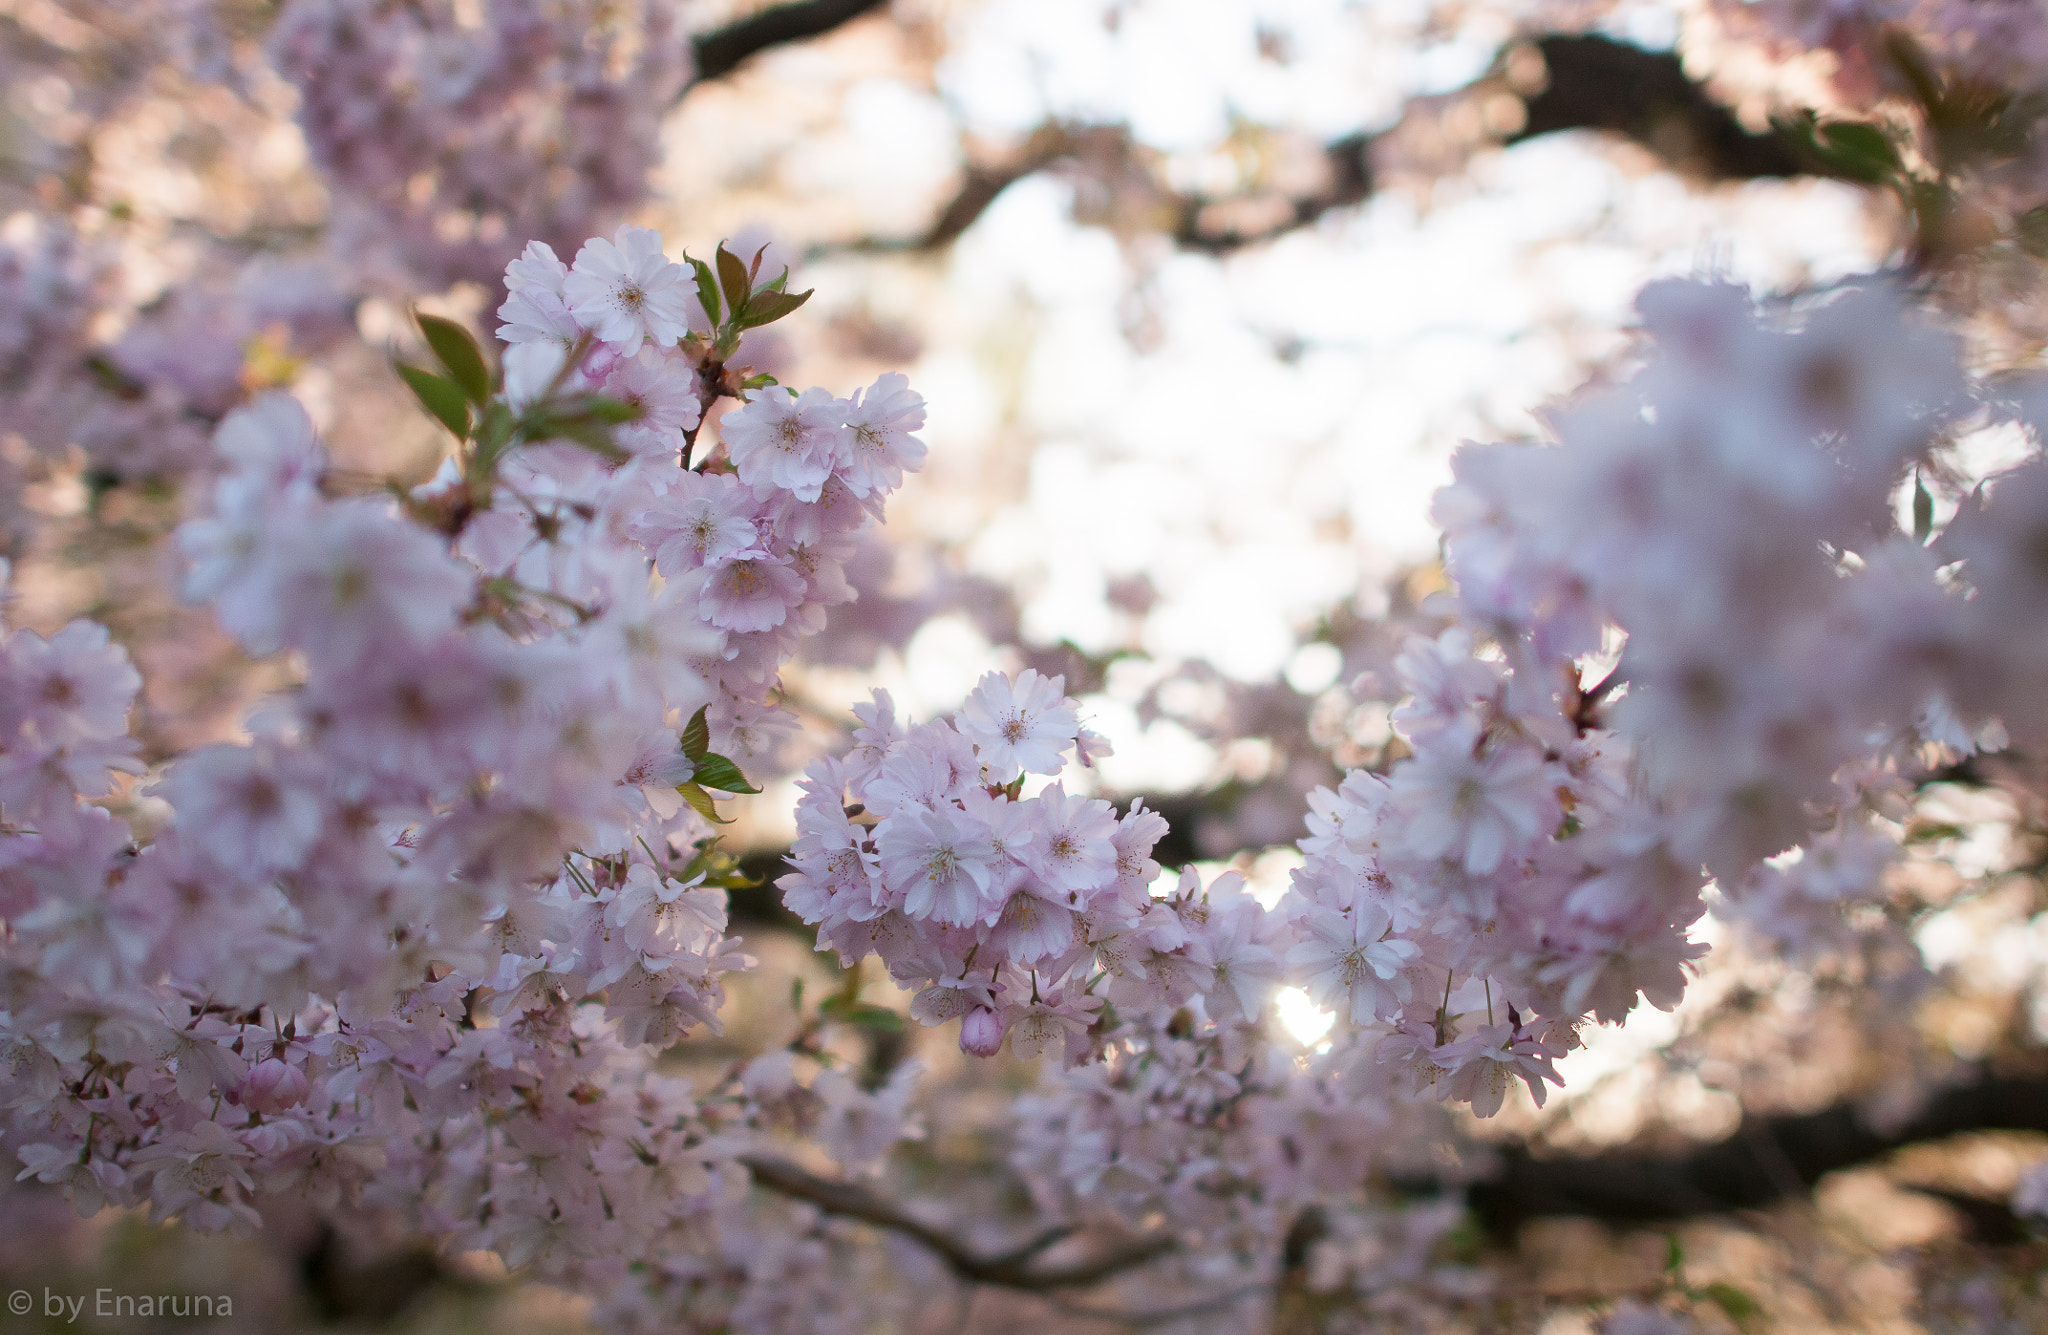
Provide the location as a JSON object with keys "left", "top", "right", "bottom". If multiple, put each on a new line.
{"left": 958, "top": 1007, "right": 1004, "bottom": 1058}
{"left": 240, "top": 1057, "right": 309, "bottom": 1114}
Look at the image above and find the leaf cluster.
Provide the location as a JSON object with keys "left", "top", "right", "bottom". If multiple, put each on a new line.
{"left": 392, "top": 314, "right": 640, "bottom": 504}
{"left": 686, "top": 241, "right": 813, "bottom": 362}
{"left": 673, "top": 705, "right": 762, "bottom": 825}
{"left": 1774, "top": 32, "right": 2048, "bottom": 268}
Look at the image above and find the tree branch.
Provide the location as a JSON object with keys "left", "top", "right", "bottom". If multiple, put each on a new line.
{"left": 690, "top": 0, "right": 890, "bottom": 85}
{"left": 738, "top": 1152, "right": 1176, "bottom": 1289}
{"left": 1509, "top": 34, "right": 1806, "bottom": 178}
{"left": 822, "top": 33, "right": 1824, "bottom": 259}
{"left": 1462, "top": 1068, "right": 2048, "bottom": 1236}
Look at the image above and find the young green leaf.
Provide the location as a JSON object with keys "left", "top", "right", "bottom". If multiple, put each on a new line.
{"left": 1701, "top": 1281, "right": 1761, "bottom": 1324}
{"left": 680, "top": 706, "right": 711, "bottom": 762}
{"left": 396, "top": 363, "right": 471, "bottom": 438}
{"left": 734, "top": 288, "right": 813, "bottom": 331}
{"left": 1818, "top": 120, "right": 1901, "bottom": 181}
{"left": 715, "top": 243, "right": 752, "bottom": 323}
{"left": 692, "top": 753, "right": 760, "bottom": 795}
{"left": 674, "top": 781, "right": 733, "bottom": 825}
{"left": 519, "top": 411, "right": 627, "bottom": 462}
{"left": 819, "top": 997, "right": 905, "bottom": 1033}
{"left": 554, "top": 424, "right": 630, "bottom": 463}
{"left": 578, "top": 395, "right": 644, "bottom": 424}
{"left": 416, "top": 312, "right": 492, "bottom": 405}
{"left": 1913, "top": 472, "right": 1934, "bottom": 542}
{"left": 687, "top": 255, "right": 722, "bottom": 327}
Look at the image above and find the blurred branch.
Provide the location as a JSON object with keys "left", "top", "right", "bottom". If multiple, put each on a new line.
{"left": 826, "top": 33, "right": 1818, "bottom": 258}
{"left": 739, "top": 1153, "right": 1177, "bottom": 1288}
{"left": 1462, "top": 1067, "right": 2048, "bottom": 1235}
{"left": 1508, "top": 34, "right": 1807, "bottom": 178}
{"left": 690, "top": 0, "right": 890, "bottom": 85}
{"left": 299, "top": 1226, "right": 473, "bottom": 1323}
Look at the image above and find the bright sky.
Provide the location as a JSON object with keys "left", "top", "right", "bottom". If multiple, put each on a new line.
{"left": 691, "top": 0, "right": 1888, "bottom": 819}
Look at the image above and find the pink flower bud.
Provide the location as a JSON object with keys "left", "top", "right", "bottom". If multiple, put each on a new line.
{"left": 959, "top": 1006, "right": 1004, "bottom": 1058}
{"left": 240, "top": 1057, "right": 309, "bottom": 1114}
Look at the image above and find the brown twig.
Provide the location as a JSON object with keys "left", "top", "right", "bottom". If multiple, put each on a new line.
{"left": 690, "top": 0, "right": 890, "bottom": 86}
{"left": 738, "top": 1153, "right": 1176, "bottom": 1289}
{"left": 1458, "top": 1067, "right": 2048, "bottom": 1235}
{"left": 815, "top": 33, "right": 1823, "bottom": 262}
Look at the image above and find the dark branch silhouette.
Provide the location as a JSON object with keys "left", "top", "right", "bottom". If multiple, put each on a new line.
{"left": 1511, "top": 34, "right": 1807, "bottom": 178}
{"left": 739, "top": 1153, "right": 1177, "bottom": 1288}
{"left": 690, "top": 0, "right": 890, "bottom": 86}
{"left": 824, "top": 32, "right": 1823, "bottom": 259}
{"left": 1462, "top": 1068, "right": 2048, "bottom": 1236}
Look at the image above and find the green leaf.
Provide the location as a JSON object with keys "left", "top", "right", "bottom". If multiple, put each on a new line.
{"left": 1663, "top": 1234, "right": 1684, "bottom": 1275}
{"left": 1913, "top": 472, "right": 1934, "bottom": 543}
{"left": 687, "top": 255, "right": 722, "bottom": 327}
{"left": 1701, "top": 1281, "right": 1761, "bottom": 1324}
{"left": 675, "top": 781, "right": 733, "bottom": 825}
{"left": 819, "top": 997, "right": 904, "bottom": 1033}
{"left": 740, "top": 372, "right": 780, "bottom": 390}
{"left": 396, "top": 362, "right": 470, "bottom": 438}
{"left": 467, "top": 400, "right": 519, "bottom": 486}
{"left": 733, "top": 287, "right": 813, "bottom": 331}
{"left": 790, "top": 977, "right": 805, "bottom": 1013}
{"left": 516, "top": 401, "right": 632, "bottom": 462}
{"left": 676, "top": 834, "right": 763, "bottom": 889}
{"left": 83, "top": 354, "right": 146, "bottom": 399}
{"left": 716, "top": 243, "right": 752, "bottom": 323}
{"left": 680, "top": 706, "right": 711, "bottom": 762}
{"left": 560, "top": 427, "right": 630, "bottom": 463}
{"left": 580, "top": 394, "right": 643, "bottom": 424}
{"left": 416, "top": 313, "right": 491, "bottom": 405}
{"left": 477, "top": 400, "right": 515, "bottom": 453}
{"left": 1775, "top": 113, "right": 1903, "bottom": 185}
{"left": 524, "top": 415, "right": 627, "bottom": 462}
{"left": 692, "top": 752, "right": 761, "bottom": 795}
{"left": 1819, "top": 120, "right": 1901, "bottom": 177}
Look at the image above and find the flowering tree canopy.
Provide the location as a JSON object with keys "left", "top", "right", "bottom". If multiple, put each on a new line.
{"left": 14, "top": 2, "right": 2048, "bottom": 1333}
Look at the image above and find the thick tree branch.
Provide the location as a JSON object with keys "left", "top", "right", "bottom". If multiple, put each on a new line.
{"left": 738, "top": 1152, "right": 1176, "bottom": 1288}
{"left": 1463, "top": 1068, "right": 2048, "bottom": 1236}
{"left": 690, "top": 0, "right": 889, "bottom": 86}
{"left": 1510, "top": 34, "right": 1806, "bottom": 178}
{"left": 829, "top": 33, "right": 1822, "bottom": 259}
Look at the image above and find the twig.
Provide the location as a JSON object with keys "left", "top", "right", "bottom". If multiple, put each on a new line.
{"left": 1460, "top": 1067, "right": 2048, "bottom": 1234}
{"left": 690, "top": 0, "right": 889, "bottom": 85}
{"left": 738, "top": 1153, "right": 1176, "bottom": 1289}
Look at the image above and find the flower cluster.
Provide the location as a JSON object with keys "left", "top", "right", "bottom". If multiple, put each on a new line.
{"left": 783, "top": 669, "right": 1295, "bottom": 1063}
{"left": 1260, "top": 278, "right": 2041, "bottom": 1118}
{"left": 16, "top": 2, "right": 2048, "bottom": 1325}
{"left": 271, "top": 0, "right": 692, "bottom": 289}
{"left": 1, "top": 225, "right": 931, "bottom": 1320}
